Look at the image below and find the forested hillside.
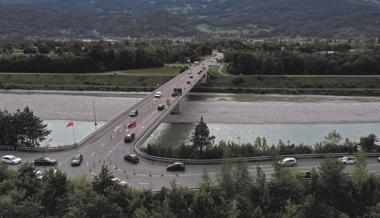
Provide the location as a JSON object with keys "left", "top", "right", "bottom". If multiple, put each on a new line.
{"left": 0, "top": 0, "right": 380, "bottom": 38}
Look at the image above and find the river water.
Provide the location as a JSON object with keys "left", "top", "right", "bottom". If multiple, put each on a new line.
{"left": 1, "top": 90, "right": 380, "bottom": 147}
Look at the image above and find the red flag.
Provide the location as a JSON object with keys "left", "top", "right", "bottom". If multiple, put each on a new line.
{"left": 127, "top": 121, "right": 136, "bottom": 129}
{"left": 66, "top": 120, "right": 74, "bottom": 128}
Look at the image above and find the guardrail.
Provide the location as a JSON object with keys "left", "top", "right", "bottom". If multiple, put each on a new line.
{"left": 132, "top": 150, "right": 380, "bottom": 164}
{"left": 0, "top": 146, "right": 14, "bottom": 151}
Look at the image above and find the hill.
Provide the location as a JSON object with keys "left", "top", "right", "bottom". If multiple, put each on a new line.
{"left": 0, "top": 0, "right": 380, "bottom": 38}
{"left": 0, "top": 5, "right": 200, "bottom": 38}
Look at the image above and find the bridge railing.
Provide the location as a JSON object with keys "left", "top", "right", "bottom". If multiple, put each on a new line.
{"left": 133, "top": 150, "right": 380, "bottom": 164}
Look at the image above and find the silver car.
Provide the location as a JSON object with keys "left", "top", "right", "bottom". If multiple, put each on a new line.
{"left": 111, "top": 177, "right": 128, "bottom": 188}
{"left": 279, "top": 157, "right": 297, "bottom": 167}
{"left": 1, "top": 155, "right": 22, "bottom": 165}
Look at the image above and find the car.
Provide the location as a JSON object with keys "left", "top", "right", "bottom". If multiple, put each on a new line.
{"left": 190, "top": 75, "right": 193, "bottom": 78}
{"left": 130, "top": 110, "right": 138, "bottom": 117}
{"left": 1, "top": 155, "right": 22, "bottom": 165}
{"left": 378, "top": 157, "right": 380, "bottom": 162}
{"left": 71, "top": 153, "right": 83, "bottom": 166}
{"left": 167, "top": 162, "right": 185, "bottom": 171}
{"left": 198, "top": 72, "right": 201, "bottom": 74}
{"left": 34, "top": 170, "right": 43, "bottom": 179}
{"left": 111, "top": 177, "right": 128, "bottom": 188}
{"left": 124, "top": 154, "right": 139, "bottom": 163}
{"left": 301, "top": 169, "right": 311, "bottom": 179}
{"left": 188, "top": 71, "right": 192, "bottom": 74}
{"left": 279, "top": 157, "right": 297, "bottom": 167}
{"left": 172, "top": 92, "right": 177, "bottom": 97}
{"left": 124, "top": 133, "right": 135, "bottom": 142}
{"left": 338, "top": 156, "right": 356, "bottom": 164}
{"left": 158, "top": 104, "right": 165, "bottom": 110}
{"left": 187, "top": 81, "right": 191, "bottom": 84}
{"left": 154, "top": 91, "right": 162, "bottom": 98}
{"left": 34, "top": 157, "right": 58, "bottom": 166}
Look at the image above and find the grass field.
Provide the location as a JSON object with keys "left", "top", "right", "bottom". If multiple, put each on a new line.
{"left": 2, "top": 70, "right": 380, "bottom": 96}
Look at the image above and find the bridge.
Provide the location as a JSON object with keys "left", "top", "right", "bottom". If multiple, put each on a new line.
{"left": 68, "top": 55, "right": 221, "bottom": 161}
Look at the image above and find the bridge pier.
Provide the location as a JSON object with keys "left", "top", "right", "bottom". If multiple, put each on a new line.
{"left": 170, "top": 100, "right": 181, "bottom": 114}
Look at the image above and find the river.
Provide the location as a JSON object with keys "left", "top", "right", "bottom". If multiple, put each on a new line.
{"left": 1, "top": 90, "right": 380, "bottom": 147}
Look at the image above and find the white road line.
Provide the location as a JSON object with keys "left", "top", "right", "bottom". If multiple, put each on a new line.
{"left": 91, "top": 152, "right": 95, "bottom": 156}
{"left": 139, "top": 183, "right": 150, "bottom": 185}
{"left": 101, "top": 144, "right": 105, "bottom": 147}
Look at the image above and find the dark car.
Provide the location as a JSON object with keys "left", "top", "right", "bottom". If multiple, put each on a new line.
{"left": 158, "top": 104, "right": 165, "bottom": 110}
{"left": 124, "top": 133, "right": 135, "bottom": 142}
{"left": 34, "top": 157, "right": 58, "bottom": 166}
{"left": 190, "top": 75, "right": 193, "bottom": 78}
{"left": 167, "top": 162, "right": 185, "bottom": 171}
{"left": 187, "top": 81, "right": 191, "bottom": 84}
{"left": 124, "top": 154, "right": 139, "bottom": 163}
{"left": 172, "top": 92, "right": 177, "bottom": 97}
{"left": 71, "top": 154, "right": 83, "bottom": 166}
{"left": 130, "top": 110, "right": 138, "bottom": 117}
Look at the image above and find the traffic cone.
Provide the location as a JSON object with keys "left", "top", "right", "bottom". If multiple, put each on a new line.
{"left": 161, "top": 172, "right": 164, "bottom": 177}
{"left": 126, "top": 173, "right": 129, "bottom": 179}
{"left": 93, "top": 162, "right": 95, "bottom": 167}
{"left": 110, "top": 135, "right": 113, "bottom": 139}
{"left": 124, "top": 168, "right": 126, "bottom": 173}
{"left": 133, "top": 170, "right": 136, "bottom": 175}
{"left": 149, "top": 172, "right": 152, "bottom": 177}
{"left": 90, "top": 167, "right": 92, "bottom": 172}
{"left": 115, "top": 164, "right": 118, "bottom": 170}
{"left": 175, "top": 173, "right": 178, "bottom": 177}
{"left": 110, "top": 160, "right": 112, "bottom": 165}
{"left": 108, "top": 156, "right": 109, "bottom": 161}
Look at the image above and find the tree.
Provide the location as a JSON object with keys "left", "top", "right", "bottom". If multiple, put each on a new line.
{"left": 351, "top": 150, "right": 369, "bottom": 186}
{"left": 190, "top": 117, "right": 215, "bottom": 158}
{"left": 91, "top": 165, "right": 115, "bottom": 194}
{"left": 359, "top": 134, "right": 378, "bottom": 152}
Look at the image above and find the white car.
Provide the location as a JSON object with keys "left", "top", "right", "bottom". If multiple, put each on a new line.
{"left": 154, "top": 91, "right": 162, "bottom": 98}
{"left": 279, "top": 157, "right": 297, "bottom": 167}
{"left": 1, "top": 155, "right": 22, "bottom": 164}
{"left": 338, "top": 156, "right": 356, "bottom": 164}
{"left": 111, "top": 177, "right": 128, "bottom": 188}
{"left": 34, "top": 170, "right": 43, "bottom": 179}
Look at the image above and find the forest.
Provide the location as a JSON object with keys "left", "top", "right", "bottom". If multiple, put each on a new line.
{"left": 1, "top": 37, "right": 380, "bottom": 76}
{"left": 2, "top": 152, "right": 380, "bottom": 217}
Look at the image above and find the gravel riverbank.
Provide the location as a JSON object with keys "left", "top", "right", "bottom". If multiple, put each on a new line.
{"left": 1, "top": 90, "right": 380, "bottom": 124}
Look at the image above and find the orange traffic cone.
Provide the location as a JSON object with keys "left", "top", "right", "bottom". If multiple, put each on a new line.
{"left": 161, "top": 172, "right": 164, "bottom": 177}
{"left": 115, "top": 164, "right": 118, "bottom": 170}
{"left": 133, "top": 170, "right": 136, "bottom": 175}
{"left": 126, "top": 173, "right": 129, "bottom": 179}
{"left": 149, "top": 171, "right": 152, "bottom": 177}
{"left": 124, "top": 168, "right": 126, "bottom": 173}
{"left": 90, "top": 167, "right": 92, "bottom": 172}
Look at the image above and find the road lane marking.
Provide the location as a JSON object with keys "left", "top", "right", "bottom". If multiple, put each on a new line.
{"left": 91, "top": 152, "right": 95, "bottom": 156}
{"left": 139, "top": 183, "right": 149, "bottom": 185}
{"left": 101, "top": 144, "right": 105, "bottom": 147}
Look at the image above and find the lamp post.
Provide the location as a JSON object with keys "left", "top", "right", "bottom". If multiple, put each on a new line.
{"left": 42, "top": 139, "right": 52, "bottom": 171}
{"left": 42, "top": 139, "right": 52, "bottom": 158}
{"left": 93, "top": 98, "right": 98, "bottom": 133}
{"left": 237, "top": 137, "right": 240, "bottom": 146}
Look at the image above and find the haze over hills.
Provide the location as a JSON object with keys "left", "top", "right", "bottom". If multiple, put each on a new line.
{"left": 0, "top": 0, "right": 380, "bottom": 39}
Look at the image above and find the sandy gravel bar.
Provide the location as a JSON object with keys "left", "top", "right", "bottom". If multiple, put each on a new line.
{"left": 1, "top": 90, "right": 380, "bottom": 124}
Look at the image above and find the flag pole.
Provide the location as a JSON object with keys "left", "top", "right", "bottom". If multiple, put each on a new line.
{"left": 72, "top": 123, "right": 76, "bottom": 145}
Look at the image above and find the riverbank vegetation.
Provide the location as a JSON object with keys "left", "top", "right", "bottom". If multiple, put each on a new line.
{"left": 2, "top": 153, "right": 380, "bottom": 217}
{"left": 0, "top": 107, "right": 51, "bottom": 149}
{"left": 141, "top": 119, "right": 379, "bottom": 159}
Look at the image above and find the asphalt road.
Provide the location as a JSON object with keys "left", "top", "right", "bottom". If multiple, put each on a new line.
{"left": 0, "top": 56, "right": 223, "bottom": 190}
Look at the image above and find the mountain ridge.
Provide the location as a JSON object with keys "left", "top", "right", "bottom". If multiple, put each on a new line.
{"left": 0, "top": 0, "right": 379, "bottom": 38}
